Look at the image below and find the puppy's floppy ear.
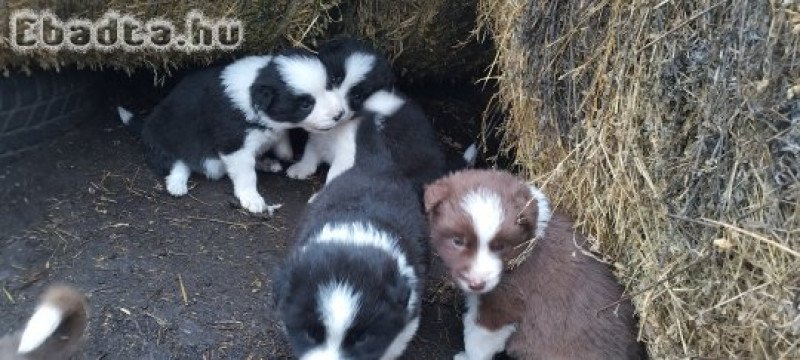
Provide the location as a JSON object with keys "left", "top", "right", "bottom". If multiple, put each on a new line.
{"left": 424, "top": 179, "right": 450, "bottom": 214}
{"left": 251, "top": 83, "right": 275, "bottom": 111}
{"left": 386, "top": 271, "right": 412, "bottom": 311}
{"left": 375, "top": 60, "right": 395, "bottom": 90}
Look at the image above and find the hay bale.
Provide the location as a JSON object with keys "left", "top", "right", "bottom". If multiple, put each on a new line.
{"left": 0, "top": 0, "right": 489, "bottom": 82}
{"left": 332, "top": 0, "right": 489, "bottom": 83}
{"left": 480, "top": 0, "right": 800, "bottom": 358}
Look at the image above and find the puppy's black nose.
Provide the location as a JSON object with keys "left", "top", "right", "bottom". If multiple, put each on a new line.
{"left": 333, "top": 111, "right": 344, "bottom": 122}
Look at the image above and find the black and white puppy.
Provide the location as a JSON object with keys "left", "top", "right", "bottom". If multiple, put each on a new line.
{"left": 285, "top": 38, "right": 394, "bottom": 185}
{"left": 273, "top": 91, "right": 448, "bottom": 360}
{"left": 117, "top": 49, "right": 344, "bottom": 213}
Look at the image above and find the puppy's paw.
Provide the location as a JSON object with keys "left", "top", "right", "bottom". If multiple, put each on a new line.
{"left": 237, "top": 191, "right": 267, "bottom": 213}
{"left": 202, "top": 159, "right": 226, "bottom": 180}
{"left": 265, "top": 203, "right": 283, "bottom": 215}
{"left": 453, "top": 352, "right": 468, "bottom": 360}
{"left": 274, "top": 144, "right": 294, "bottom": 162}
{"left": 165, "top": 178, "right": 188, "bottom": 196}
{"left": 256, "top": 158, "right": 283, "bottom": 173}
{"left": 286, "top": 163, "right": 316, "bottom": 180}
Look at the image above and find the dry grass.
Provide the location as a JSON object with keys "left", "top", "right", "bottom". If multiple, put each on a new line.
{"left": 337, "top": 0, "right": 488, "bottom": 83}
{"left": 479, "top": 0, "right": 800, "bottom": 358}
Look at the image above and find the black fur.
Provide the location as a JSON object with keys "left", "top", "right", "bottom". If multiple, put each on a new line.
{"left": 131, "top": 68, "right": 244, "bottom": 176}
{"left": 366, "top": 91, "right": 450, "bottom": 193}
{"left": 274, "top": 101, "right": 437, "bottom": 359}
{"left": 275, "top": 246, "right": 416, "bottom": 359}
{"left": 318, "top": 37, "right": 395, "bottom": 113}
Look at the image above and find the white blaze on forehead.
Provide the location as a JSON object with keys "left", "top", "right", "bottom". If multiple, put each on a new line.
{"left": 301, "top": 282, "right": 360, "bottom": 360}
{"left": 340, "top": 52, "right": 376, "bottom": 92}
{"left": 314, "top": 222, "right": 418, "bottom": 314}
{"left": 275, "top": 55, "right": 329, "bottom": 95}
{"left": 364, "top": 90, "right": 404, "bottom": 116}
{"left": 17, "top": 304, "right": 63, "bottom": 354}
{"left": 462, "top": 189, "right": 505, "bottom": 245}
{"left": 320, "top": 282, "right": 360, "bottom": 342}
{"left": 220, "top": 55, "right": 272, "bottom": 122}
{"left": 460, "top": 188, "right": 505, "bottom": 293}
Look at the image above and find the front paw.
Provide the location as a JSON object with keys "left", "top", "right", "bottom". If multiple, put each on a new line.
{"left": 166, "top": 178, "right": 188, "bottom": 196}
{"left": 256, "top": 158, "right": 283, "bottom": 173}
{"left": 286, "top": 163, "right": 316, "bottom": 180}
{"left": 454, "top": 352, "right": 468, "bottom": 360}
{"left": 275, "top": 145, "right": 294, "bottom": 162}
{"left": 237, "top": 191, "right": 267, "bottom": 213}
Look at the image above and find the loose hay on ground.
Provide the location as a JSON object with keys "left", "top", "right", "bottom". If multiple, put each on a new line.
{"left": 479, "top": 0, "right": 800, "bottom": 358}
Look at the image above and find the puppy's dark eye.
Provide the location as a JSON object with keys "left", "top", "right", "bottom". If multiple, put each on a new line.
{"left": 489, "top": 242, "right": 507, "bottom": 252}
{"left": 452, "top": 237, "right": 465, "bottom": 248}
{"left": 344, "top": 330, "right": 372, "bottom": 348}
{"left": 299, "top": 97, "right": 314, "bottom": 110}
{"left": 351, "top": 91, "right": 363, "bottom": 101}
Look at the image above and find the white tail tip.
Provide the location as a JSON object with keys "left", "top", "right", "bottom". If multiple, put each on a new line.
{"left": 17, "top": 304, "right": 63, "bottom": 354}
{"left": 117, "top": 106, "right": 133, "bottom": 125}
{"left": 463, "top": 143, "right": 478, "bottom": 166}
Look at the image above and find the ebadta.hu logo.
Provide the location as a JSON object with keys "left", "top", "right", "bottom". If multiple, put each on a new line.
{"left": 9, "top": 9, "right": 244, "bottom": 52}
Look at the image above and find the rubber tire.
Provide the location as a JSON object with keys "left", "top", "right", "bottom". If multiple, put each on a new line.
{"left": 0, "top": 69, "right": 99, "bottom": 163}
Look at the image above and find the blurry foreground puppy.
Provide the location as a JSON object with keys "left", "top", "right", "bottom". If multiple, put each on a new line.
{"left": 0, "top": 285, "right": 89, "bottom": 360}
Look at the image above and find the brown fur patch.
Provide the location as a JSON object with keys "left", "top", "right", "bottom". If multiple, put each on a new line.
{"left": 425, "top": 169, "right": 646, "bottom": 359}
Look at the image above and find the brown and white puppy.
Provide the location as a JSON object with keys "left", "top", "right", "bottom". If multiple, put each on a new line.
{"left": 0, "top": 284, "right": 88, "bottom": 360}
{"left": 424, "top": 169, "right": 646, "bottom": 360}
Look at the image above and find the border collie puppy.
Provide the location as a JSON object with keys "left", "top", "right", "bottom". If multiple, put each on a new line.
{"left": 424, "top": 169, "right": 646, "bottom": 360}
{"left": 285, "top": 37, "right": 394, "bottom": 185}
{"left": 117, "top": 49, "right": 344, "bottom": 213}
{"left": 0, "top": 284, "right": 89, "bottom": 360}
{"left": 273, "top": 91, "right": 450, "bottom": 359}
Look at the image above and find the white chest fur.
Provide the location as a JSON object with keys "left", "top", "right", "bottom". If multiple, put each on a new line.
{"left": 286, "top": 117, "right": 361, "bottom": 184}
{"left": 455, "top": 294, "right": 516, "bottom": 360}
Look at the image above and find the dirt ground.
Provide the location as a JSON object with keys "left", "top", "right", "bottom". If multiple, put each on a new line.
{"left": 0, "top": 78, "right": 506, "bottom": 359}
